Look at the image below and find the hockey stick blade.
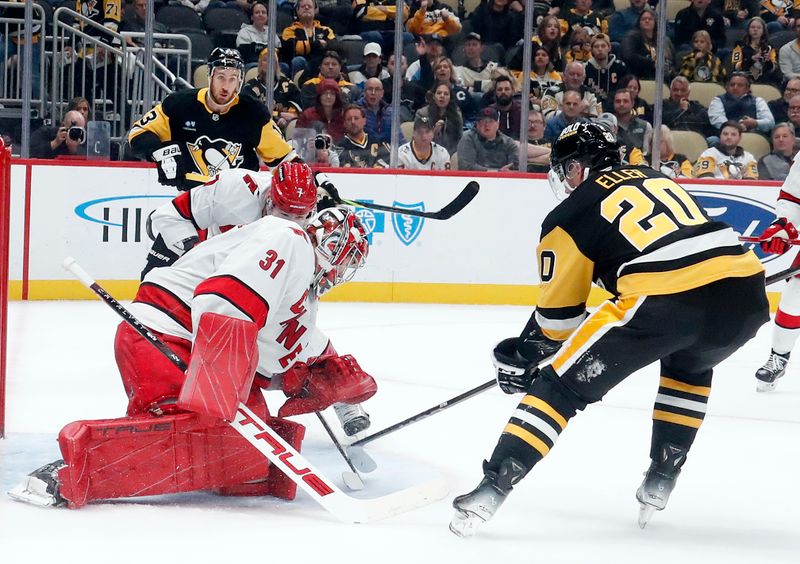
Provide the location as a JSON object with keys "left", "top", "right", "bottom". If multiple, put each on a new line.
{"left": 341, "top": 181, "right": 480, "bottom": 220}
{"left": 62, "top": 256, "right": 448, "bottom": 522}
{"left": 766, "top": 265, "right": 800, "bottom": 285}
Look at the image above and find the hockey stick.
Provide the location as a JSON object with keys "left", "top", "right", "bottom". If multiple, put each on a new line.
{"left": 767, "top": 265, "right": 800, "bottom": 285}
{"left": 62, "top": 257, "right": 447, "bottom": 522}
{"left": 346, "top": 379, "right": 497, "bottom": 467}
{"left": 739, "top": 236, "right": 800, "bottom": 245}
{"left": 315, "top": 412, "right": 364, "bottom": 491}
{"left": 337, "top": 181, "right": 480, "bottom": 220}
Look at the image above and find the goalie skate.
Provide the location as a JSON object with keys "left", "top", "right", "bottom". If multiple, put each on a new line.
{"left": 635, "top": 444, "right": 687, "bottom": 529}
{"left": 8, "top": 459, "right": 67, "bottom": 507}
{"left": 755, "top": 351, "right": 788, "bottom": 392}
{"left": 333, "top": 402, "right": 370, "bottom": 437}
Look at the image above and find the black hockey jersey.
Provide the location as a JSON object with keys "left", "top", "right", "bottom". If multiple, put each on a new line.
{"left": 128, "top": 88, "right": 295, "bottom": 187}
{"left": 535, "top": 165, "right": 763, "bottom": 341}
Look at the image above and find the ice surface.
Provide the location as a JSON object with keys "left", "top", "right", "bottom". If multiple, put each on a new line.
{"left": 1, "top": 301, "right": 798, "bottom": 564}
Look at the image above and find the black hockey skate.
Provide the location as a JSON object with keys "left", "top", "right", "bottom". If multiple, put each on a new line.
{"left": 449, "top": 458, "right": 527, "bottom": 538}
{"left": 755, "top": 351, "right": 789, "bottom": 392}
{"left": 636, "top": 444, "right": 687, "bottom": 529}
{"left": 333, "top": 402, "right": 370, "bottom": 437}
{"left": 7, "top": 459, "right": 67, "bottom": 507}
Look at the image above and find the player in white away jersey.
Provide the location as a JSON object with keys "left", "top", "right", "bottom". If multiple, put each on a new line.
{"left": 9, "top": 207, "right": 375, "bottom": 509}
{"left": 144, "top": 162, "right": 374, "bottom": 435}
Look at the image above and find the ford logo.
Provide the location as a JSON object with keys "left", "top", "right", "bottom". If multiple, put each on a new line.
{"left": 690, "top": 190, "right": 777, "bottom": 262}
{"left": 74, "top": 195, "right": 173, "bottom": 227}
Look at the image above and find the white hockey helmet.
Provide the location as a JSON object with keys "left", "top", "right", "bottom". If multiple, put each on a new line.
{"left": 305, "top": 206, "right": 369, "bottom": 297}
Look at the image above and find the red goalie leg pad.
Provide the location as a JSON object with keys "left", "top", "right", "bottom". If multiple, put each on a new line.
{"left": 265, "top": 417, "right": 306, "bottom": 500}
{"left": 56, "top": 411, "right": 269, "bottom": 508}
{"left": 177, "top": 312, "right": 260, "bottom": 421}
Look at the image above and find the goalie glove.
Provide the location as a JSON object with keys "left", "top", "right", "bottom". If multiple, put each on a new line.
{"left": 759, "top": 218, "right": 798, "bottom": 255}
{"left": 314, "top": 171, "right": 341, "bottom": 211}
{"left": 152, "top": 144, "right": 186, "bottom": 189}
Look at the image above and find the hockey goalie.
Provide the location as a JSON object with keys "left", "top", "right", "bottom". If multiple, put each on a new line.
{"left": 9, "top": 205, "right": 376, "bottom": 508}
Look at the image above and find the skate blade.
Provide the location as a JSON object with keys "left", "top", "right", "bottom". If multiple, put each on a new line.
{"left": 638, "top": 503, "right": 656, "bottom": 529}
{"left": 7, "top": 482, "right": 59, "bottom": 507}
{"left": 449, "top": 509, "right": 484, "bottom": 538}
{"left": 756, "top": 380, "right": 778, "bottom": 392}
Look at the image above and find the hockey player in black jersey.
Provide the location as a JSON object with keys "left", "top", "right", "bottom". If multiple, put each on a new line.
{"left": 128, "top": 48, "right": 298, "bottom": 191}
{"left": 450, "top": 122, "right": 769, "bottom": 537}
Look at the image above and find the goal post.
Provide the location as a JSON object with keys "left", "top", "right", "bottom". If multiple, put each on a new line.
{"left": 0, "top": 138, "right": 11, "bottom": 438}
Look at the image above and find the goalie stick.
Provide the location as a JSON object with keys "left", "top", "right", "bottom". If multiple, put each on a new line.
{"left": 62, "top": 257, "right": 447, "bottom": 522}
{"left": 737, "top": 236, "right": 800, "bottom": 284}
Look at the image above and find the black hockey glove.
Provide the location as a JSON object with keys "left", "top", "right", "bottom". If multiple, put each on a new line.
{"left": 492, "top": 338, "right": 540, "bottom": 394}
{"left": 314, "top": 171, "right": 341, "bottom": 210}
{"left": 152, "top": 144, "right": 186, "bottom": 189}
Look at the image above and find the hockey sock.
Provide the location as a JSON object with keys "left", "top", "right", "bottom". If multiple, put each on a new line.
{"left": 649, "top": 373, "right": 710, "bottom": 461}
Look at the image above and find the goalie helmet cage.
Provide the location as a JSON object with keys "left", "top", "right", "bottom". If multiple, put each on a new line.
{"left": 0, "top": 138, "right": 10, "bottom": 438}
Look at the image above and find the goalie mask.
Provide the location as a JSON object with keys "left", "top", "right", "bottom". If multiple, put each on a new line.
{"left": 268, "top": 162, "right": 317, "bottom": 223}
{"left": 306, "top": 206, "right": 369, "bottom": 297}
{"left": 548, "top": 121, "right": 620, "bottom": 200}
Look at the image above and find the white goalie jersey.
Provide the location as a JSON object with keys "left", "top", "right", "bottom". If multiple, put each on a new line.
{"left": 150, "top": 168, "right": 271, "bottom": 253}
{"left": 775, "top": 154, "right": 800, "bottom": 224}
{"left": 129, "top": 216, "right": 327, "bottom": 376}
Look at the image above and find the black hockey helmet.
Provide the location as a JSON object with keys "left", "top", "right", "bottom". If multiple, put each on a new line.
{"left": 207, "top": 48, "right": 245, "bottom": 75}
{"left": 548, "top": 121, "right": 620, "bottom": 199}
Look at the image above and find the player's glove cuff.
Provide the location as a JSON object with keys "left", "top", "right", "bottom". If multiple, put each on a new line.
{"left": 759, "top": 217, "right": 798, "bottom": 255}
{"left": 152, "top": 144, "right": 185, "bottom": 188}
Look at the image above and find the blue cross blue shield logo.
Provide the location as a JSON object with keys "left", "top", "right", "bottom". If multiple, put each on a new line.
{"left": 391, "top": 202, "right": 425, "bottom": 245}
{"left": 353, "top": 205, "right": 385, "bottom": 244}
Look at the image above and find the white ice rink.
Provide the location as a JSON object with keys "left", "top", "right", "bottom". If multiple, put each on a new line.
{"left": 1, "top": 300, "right": 798, "bottom": 564}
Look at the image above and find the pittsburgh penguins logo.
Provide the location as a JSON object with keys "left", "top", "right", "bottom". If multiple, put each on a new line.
{"left": 80, "top": 0, "right": 100, "bottom": 19}
{"left": 186, "top": 135, "right": 244, "bottom": 177}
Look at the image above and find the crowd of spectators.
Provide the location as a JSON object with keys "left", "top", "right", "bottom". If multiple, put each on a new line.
{"left": 10, "top": 0, "right": 800, "bottom": 178}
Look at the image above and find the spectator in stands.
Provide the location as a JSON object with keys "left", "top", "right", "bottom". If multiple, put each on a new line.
{"left": 559, "top": 0, "right": 607, "bottom": 40}
{"left": 77, "top": 0, "right": 121, "bottom": 36}
{"left": 544, "top": 90, "right": 588, "bottom": 142}
{"left": 778, "top": 17, "right": 800, "bottom": 80}
{"left": 719, "top": 0, "right": 760, "bottom": 29}
{"left": 30, "top": 110, "right": 87, "bottom": 159}
{"left": 356, "top": 78, "right": 393, "bottom": 143}
{"left": 407, "top": 0, "right": 462, "bottom": 44}
{"left": 67, "top": 96, "right": 91, "bottom": 124}
{"left": 242, "top": 48, "right": 302, "bottom": 130}
{"left": 489, "top": 76, "right": 521, "bottom": 137}
{"left": 619, "top": 75, "right": 653, "bottom": 123}
{"left": 281, "top": 0, "right": 336, "bottom": 79}
{"left": 425, "top": 56, "right": 477, "bottom": 123}
{"left": 348, "top": 42, "right": 390, "bottom": 90}
{"left": 674, "top": 0, "right": 727, "bottom": 53}
{"left": 584, "top": 33, "right": 627, "bottom": 110}
{"left": 758, "top": 122, "right": 798, "bottom": 179}
{"left": 613, "top": 88, "right": 653, "bottom": 155}
{"left": 382, "top": 53, "right": 426, "bottom": 121}
{"left": 296, "top": 78, "right": 346, "bottom": 142}
{"left": 768, "top": 78, "right": 800, "bottom": 122}
{"left": 731, "top": 16, "right": 782, "bottom": 85}
{"left": 657, "top": 125, "right": 694, "bottom": 178}
{"left": 467, "top": 0, "right": 523, "bottom": 51}
{"left": 662, "top": 76, "right": 716, "bottom": 138}
{"left": 397, "top": 114, "right": 451, "bottom": 170}
{"left": 758, "top": 0, "right": 798, "bottom": 32}
{"left": 607, "top": 0, "right": 647, "bottom": 42}
{"left": 541, "top": 61, "right": 602, "bottom": 121}
{"left": 786, "top": 94, "right": 800, "bottom": 131}
{"left": 236, "top": 1, "right": 280, "bottom": 65}
{"left": 338, "top": 104, "right": 390, "bottom": 167}
{"left": 564, "top": 26, "right": 593, "bottom": 65}
{"left": 405, "top": 34, "right": 444, "bottom": 82}
{"left": 456, "top": 106, "right": 519, "bottom": 171}
{"left": 594, "top": 112, "right": 645, "bottom": 165}
{"left": 708, "top": 72, "right": 775, "bottom": 134}
{"left": 299, "top": 50, "right": 357, "bottom": 108}
{"left": 524, "top": 109, "right": 551, "bottom": 173}
{"left": 620, "top": 8, "right": 675, "bottom": 81}
{"left": 316, "top": 0, "right": 354, "bottom": 36}
{"left": 0, "top": 0, "right": 43, "bottom": 99}
{"left": 455, "top": 32, "right": 501, "bottom": 95}
{"left": 528, "top": 46, "right": 563, "bottom": 103}
{"left": 679, "top": 30, "right": 727, "bottom": 83}
{"left": 301, "top": 132, "right": 340, "bottom": 166}
{"left": 414, "top": 82, "right": 464, "bottom": 154}
{"left": 694, "top": 120, "right": 759, "bottom": 178}
{"left": 352, "top": 0, "right": 412, "bottom": 51}
{"left": 120, "top": 0, "right": 167, "bottom": 47}
{"left": 531, "top": 15, "right": 564, "bottom": 72}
